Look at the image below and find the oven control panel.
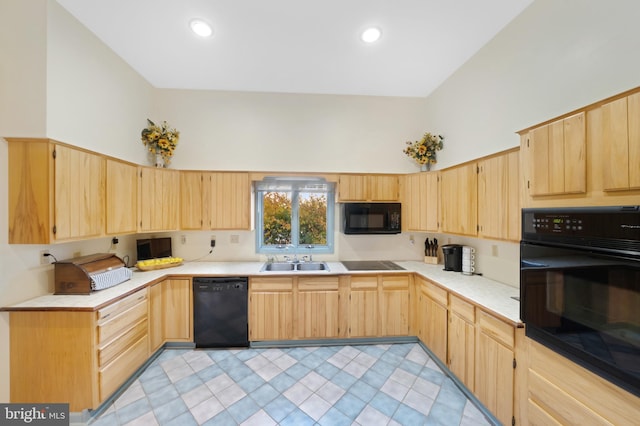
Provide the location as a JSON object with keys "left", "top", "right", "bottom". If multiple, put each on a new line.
{"left": 522, "top": 206, "right": 640, "bottom": 242}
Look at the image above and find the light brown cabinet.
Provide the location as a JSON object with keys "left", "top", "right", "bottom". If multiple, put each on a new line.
{"left": 475, "top": 310, "right": 516, "bottom": 426}
{"left": 440, "top": 162, "right": 478, "bottom": 236}
{"left": 526, "top": 112, "right": 586, "bottom": 196}
{"left": 338, "top": 174, "right": 400, "bottom": 201}
{"left": 477, "top": 150, "right": 520, "bottom": 241}
{"left": 7, "top": 138, "right": 105, "bottom": 244}
{"left": 601, "top": 92, "right": 640, "bottom": 191}
{"left": 448, "top": 295, "right": 475, "bottom": 392}
{"left": 106, "top": 159, "right": 138, "bottom": 235}
{"left": 8, "top": 287, "right": 149, "bottom": 411}
{"left": 416, "top": 276, "right": 448, "bottom": 362}
{"left": 162, "top": 278, "right": 193, "bottom": 341}
{"left": 138, "top": 166, "right": 179, "bottom": 232}
{"left": 249, "top": 277, "right": 294, "bottom": 340}
{"left": 148, "top": 281, "right": 164, "bottom": 353}
{"left": 180, "top": 171, "right": 251, "bottom": 230}
{"left": 296, "top": 277, "right": 340, "bottom": 338}
{"left": 349, "top": 275, "right": 379, "bottom": 337}
{"left": 403, "top": 172, "right": 439, "bottom": 232}
{"left": 381, "top": 275, "right": 410, "bottom": 336}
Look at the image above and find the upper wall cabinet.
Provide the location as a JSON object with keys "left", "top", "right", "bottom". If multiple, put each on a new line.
{"left": 338, "top": 174, "right": 399, "bottom": 202}
{"left": 440, "top": 163, "right": 477, "bottom": 236}
{"left": 403, "top": 172, "right": 439, "bottom": 232}
{"left": 526, "top": 112, "right": 586, "bottom": 197}
{"left": 601, "top": 92, "right": 640, "bottom": 191}
{"left": 106, "top": 159, "right": 138, "bottom": 235}
{"left": 179, "top": 171, "right": 251, "bottom": 230}
{"left": 8, "top": 139, "right": 105, "bottom": 244}
{"left": 477, "top": 150, "right": 520, "bottom": 241}
{"left": 138, "top": 167, "right": 179, "bottom": 232}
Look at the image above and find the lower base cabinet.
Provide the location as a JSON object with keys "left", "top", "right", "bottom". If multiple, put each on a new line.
{"left": 448, "top": 295, "right": 475, "bottom": 392}
{"left": 525, "top": 338, "right": 640, "bottom": 425}
{"left": 9, "top": 287, "right": 150, "bottom": 411}
{"left": 249, "top": 277, "right": 294, "bottom": 340}
{"left": 149, "top": 278, "right": 193, "bottom": 353}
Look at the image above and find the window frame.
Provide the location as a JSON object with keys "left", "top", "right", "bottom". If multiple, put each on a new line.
{"left": 255, "top": 178, "right": 335, "bottom": 255}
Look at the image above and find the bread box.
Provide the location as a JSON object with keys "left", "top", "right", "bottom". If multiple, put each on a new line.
{"left": 54, "top": 253, "right": 132, "bottom": 295}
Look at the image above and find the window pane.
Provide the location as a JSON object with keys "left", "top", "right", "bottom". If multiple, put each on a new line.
{"left": 298, "top": 192, "right": 327, "bottom": 245}
{"left": 263, "top": 191, "right": 291, "bottom": 245}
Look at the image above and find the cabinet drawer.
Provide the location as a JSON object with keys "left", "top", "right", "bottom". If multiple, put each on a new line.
{"left": 99, "top": 335, "right": 148, "bottom": 401}
{"left": 450, "top": 295, "right": 475, "bottom": 323}
{"left": 250, "top": 277, "right": 293, "bottom": 291}
{"left": 97, "top": 288, "right": 148, "bottom": 322}
{"left": 381, "top": 275, "right": 409, "bottom": 290}
{"left": 98, "top": 318, "right": 148, "bottom": 367}
{"left": 478, "top": 310, "right": 514, "bottom": 348}
{"left": 97, "top": 299, "right": 147, "bottom": 345}
{"left": 350, "top": 276, "right": 378, "bottom": 289}
{"left": 298, "top": 277, "right": 339, "bottom": 291}
{"left": 423, "top": 280, "right": 447, "bottom": 306}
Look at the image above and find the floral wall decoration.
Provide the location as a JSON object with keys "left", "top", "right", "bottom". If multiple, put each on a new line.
{"left": 141, "top": 119, "right": 180, "bottom": 166}
{"left": 403, "top": 132, "right": 444, "bottom": 170}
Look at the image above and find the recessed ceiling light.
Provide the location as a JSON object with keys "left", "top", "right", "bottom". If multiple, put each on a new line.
{"left": 361, "top": 27, "right": 382, "bottom": 43}
{"left": 190, "top": 19, "right": 213, "bottom": 38}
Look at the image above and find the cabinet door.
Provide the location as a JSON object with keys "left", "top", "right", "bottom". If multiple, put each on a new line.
{"left": 162, "top": 278, "right": 192, "bottom": 341}
{"left": 249, "top": 278, "right": 294, "bottom": 340}
{"left": 139, "top": 167, "right": 179, "bottom": 232}
{"left": 405, "top": 172, "right": 439, "bottom": 232}
{"left": 478, "top": 150, "right": 520, "bottom": 241}
{"left": 338, "top": 175, "right": 368, "bottom": 201}
{"left": 54, "top": 145, "right": 105, "bottom": 240}
{"left": 527, "top": 112, "right": 585, "bottom": 196}
{"left": 419, "top": 282, "right": 448, "bottom": 362}
{"left": 180, "top": 171, "right": 205, "bottom": 229}
{"left": 297, "top": 277, "right": 340, "bottom": 338}
{"left": 369, "top": 175, "right": 399, "bottom": 201}
{"left": 349, "top": 276, "right": 379, "bottom": 337}
{"left": 602, "top": 93, "right": 640, "bottom": 191}
{"left": 440, "top": 163, "right": 477, "bottom": 236}
{"left": 148, "top": 282, "right": 163, "bottom": 352}
{"left": 475, "top": 311, "right": 515, "bottom": 426}
{"left": 381, "top": 275, "right": 409, "bottom": 336}
{"left": 448, "top": 296, "right": 475, "bottom": 391}
{"left": 106, "top": 159, "right": 137, "bottom": 235}
{"left": 208, "top": 172, "right": 250, "bottom": 229}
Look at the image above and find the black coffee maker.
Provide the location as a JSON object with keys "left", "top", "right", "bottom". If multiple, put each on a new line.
{"left": 442, "top": 244, "right": 463, "bottom": 272}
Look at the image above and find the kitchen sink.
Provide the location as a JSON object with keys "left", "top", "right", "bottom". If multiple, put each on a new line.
{"left": 260, "top": 262, "right": 330, "bottom": 272}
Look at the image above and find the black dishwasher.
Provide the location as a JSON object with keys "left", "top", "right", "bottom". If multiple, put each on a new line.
{"left": 193, "top": 277, "right": 249, "bottom": 348}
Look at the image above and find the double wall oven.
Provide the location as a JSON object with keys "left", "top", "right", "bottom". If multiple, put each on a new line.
{"left": 520, "top": 206, "right": 640, "bottom": 396}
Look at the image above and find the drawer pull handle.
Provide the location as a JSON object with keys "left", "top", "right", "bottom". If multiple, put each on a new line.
{"left": 102, "top": 313, "right": 111, "bottom": 320}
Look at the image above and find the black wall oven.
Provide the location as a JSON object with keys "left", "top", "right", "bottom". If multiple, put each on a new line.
{"left": 520, "top": 206, "right": 640, "bottom": 396}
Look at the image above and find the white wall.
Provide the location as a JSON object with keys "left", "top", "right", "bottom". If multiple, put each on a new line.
{"left": 152, "top": 89, "right": 427, "bottom": 173}
{"left": 423, "top": 0, "right": 640, "bottom": 170}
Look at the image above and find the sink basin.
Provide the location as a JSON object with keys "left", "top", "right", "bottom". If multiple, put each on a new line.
{"left": 261, "top": 262, "right": 296, "bottom": 271}
{"left": 260, "top": 262, "right": 330, "bottom": 272}
{"left": 296, "top": 262, "right": 329, "bottom": 271}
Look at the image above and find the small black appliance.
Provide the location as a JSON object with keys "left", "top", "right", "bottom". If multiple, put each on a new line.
{"left": 442, "top": 244, "right": 463, "bottom": 271}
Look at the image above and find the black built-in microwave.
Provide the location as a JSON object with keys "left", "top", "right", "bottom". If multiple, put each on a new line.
{"left": 343, "top": 203, "right": 401, "bottom": 234}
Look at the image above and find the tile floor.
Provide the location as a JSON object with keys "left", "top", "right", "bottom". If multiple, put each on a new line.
{"left": 90, "top": 343, "right": 494, "bottom": 426}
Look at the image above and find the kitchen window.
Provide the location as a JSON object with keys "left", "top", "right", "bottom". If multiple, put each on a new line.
{"left": 255, "top": 177, "right": 335, "bottom": 255}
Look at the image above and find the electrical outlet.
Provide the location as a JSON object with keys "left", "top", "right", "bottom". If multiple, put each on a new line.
{"left": 409, "top": 235, "right": 415, "bottom": 244}
{"left": 40, "top": 250, "right": 50, "bottom": 265}
{"left": 181, "top": 235, "right": 186, "bottom": 244}
{"left": 492, "top": 244, "right": 499, "bottom": 257}
{"left": 210, "top": 238, "right": 216, "bottom": 248}
{"left": 230, "top": 235, "right": 239, "bottom": 244}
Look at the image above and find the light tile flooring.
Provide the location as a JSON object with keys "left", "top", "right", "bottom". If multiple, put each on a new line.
{"left": 90, "top": 343, "right": 494, "bottom": 426}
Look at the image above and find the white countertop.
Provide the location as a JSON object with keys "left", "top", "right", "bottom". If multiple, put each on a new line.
{"left": 3, "top": 260, "right": 521, "bottom": 324}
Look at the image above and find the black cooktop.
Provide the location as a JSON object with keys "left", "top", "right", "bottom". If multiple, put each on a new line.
{"left": 341, "top": 260, "right": 405, "bottom": 271}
